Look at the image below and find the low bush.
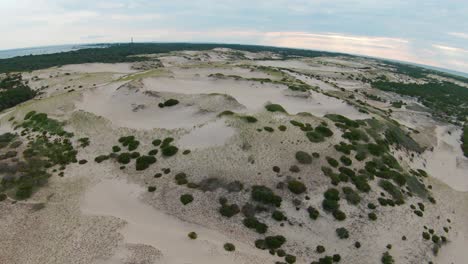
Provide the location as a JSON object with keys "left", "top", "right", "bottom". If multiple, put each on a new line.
{"left": 264, "top": 126, "right": 274, "bottom": 132}
{"left": 278, "top": 125, "right": 287, "bottom": 131}
{"left": 340, "top": 156, "right": 352, "bottom": 166}
{"left": 355, "top": 152, "right": 367, "bottom": 161}
{"left": 117, "top": 152, "right": 131, "bottom": 164}
{"left": 241, "top": 115, "right": 258, "bottom": 123}
{"left": 342, "top": 187, "right": 361, "bottom": 205}
{"left": 307, "top": 206, "right": 320, "bottom": 220}
{"left": 289, "top": 165, "right": 300, "bottom": 173}
{"left": 379, "top": 180, "right": 404, "bottom": 203}
{"left": 148, "top": 149, "right": 158, "bottom": 155}
{"left": 243, "top": 217, "right": 268, "bottom": 234}
{"left": 326, "top": 157, "right": 339, "bottom": 167}
{"left": 368, "top": 212, "right": 377, "bottom": 221}
{"left": 336, "top": 227, "right": 349, "bottom": 239}
{"left": 136, "top": 155, "right": 157, "bottom": 170}
{"left": 322, "top": 199, "right": 339, "bottom": 212}
{"left": 272, "top": 210, "right": 287, "bottom": 221}
{"left": 163, "top": 99, "right": 179, "bottom": 107}
{"left": 324, "top": 188, "right": 340, "bottom": 201}
{"left": 112, "top": 145, "right": 121, "bottom": 152}
{"left": 162, "top": 145, "right": 179, "bottom": 157}
{"left": 316, "top": 245, "right": 325, "bottom": 253}
{"left": 95, "top": 155, "right": 109, "bottom": 163}
{"left": 287, "top": 180, "right": 307, "bottom": 194}
{"left": 219, "top": 203, "right": 240, "bottom": 217}
{"left": 224, "top": 243, "right": 236, "bottom": 252}
{"left": 333, "top": 210, "right": 346, "bottom": 221}
{"left": 188, "top": 232, "right": 197, "bottom": 239}
{"left": 175, "top": 173, "right": 188, "bottom": 185}
{"left": 152, "top": 139, "right": 162, "bottom": 146}
{"left": 381, "top": 252, "right": 394, "bottom": 264}
{"left": 265, "top": 104, "right": 287, "bottom": 113}
{"left": 251, "top": 185, "right": 282, "bottom": 207}
{"left": 306, "top": 131, "right": 325, "bottom": 143}
{"left": 148, "top": 186, "right": 156, "bottom": 192}
{"left": 295, "top": 151, "right": 312, "bottom": 164}
{"left": 285, "top": 254, "right": 296, "bottom": 264}
{"left": 180, "top": 194, "right": 194, "bottom": 205}
{"left": 264, "top": 235, "right": 286, "bottom": 249}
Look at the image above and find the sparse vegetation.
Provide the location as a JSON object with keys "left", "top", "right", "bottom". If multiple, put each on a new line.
{"left": 180, "top": 194, "right": 194, "bottom": 205}
{"left": 295, "top": 151, "right": 312, "bottom": 164}
{"left": 251, "top": 185, "right": 282, "bottom": 207}
{"left": 287, "top": 180, "right": 307, "bottom": 194}
{"left": 265, "top": 104, "right": 287, "bottom": 113}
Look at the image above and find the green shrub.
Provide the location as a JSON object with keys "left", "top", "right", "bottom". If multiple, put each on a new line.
{"left": 295, "top": 151, "right": 312, "bottom": 164}
{"left": 148, "top": 149, "right": 158, "bottom": 155}
{"left": 264, "top": 126, "right": 274, "bottom": 132}
{"left": 175, "top": 173, "right": 188, "bottom": 185}
{"left": 224, "top": 243, "right": 236, "bottom": 252}
{"left": 355, "top": 152, "right": 367, "bottom": 161}
{"left": 325, "top": 114, "right": 359, "bottom": 128}
{"left": 163, "top": 99, "right": 179, "bottom": 107}
{"left": 265, "top": 104, "right": 287, "bottom": 113}
{"left": 243, "top": 217, "right": 268, "bottom": 234}
{"left": 15, "top": 183, "right": 33, "bottom": 199}
{"left": 342, "top": 128, "right": 369, "bottom": 142}
{"left": 188, "top": 232, "right": 197, "bottom": 239}
{"left": 130, "top": 152, "right": 140, "bottom": 159}
{"left": 340, "top": 156, "right": 352, "bottom": 166}
{"left": 264, "top": 235, "right": 286, "bottom": 249}
{"left": 251, "top": 185, "right": 282, "bottom": 207}
{"left": 148, "top": 186, "right": 156, "bottom": 192}
{"left": 95, "top": 155, "right": 109, "bottom": 163}
{"left": 336, "top": 227, "right": 349, "bottom": 239}
{"left": 368, "top": 212, "right": 377, "bottom": 221}
{"left": 324, "top": 188, "right": 340, "bottom": 201}
{"left": 289, "top": 165, "right": 300, "bottom": 173}
{"left": 285, "top": 254, "right": 296, "bottom": 264}
{"left": 306, "top": 131, "right": 325, "bottom": 143}
{"left": 368, "top": 203, "right": 376, "bottom": 209}
{"left": 315, "top": 125, "right": 334, "bottom": 137}
{"left": 333, "top": 254, "right": 341, "bottom": 262}
{"left": 322, "top": 199, "right": 339, "bottom": 212}
{"left": 381, "top": 252, "right": 394, "bottom": 264}
{"left": 351, "top": 175, "right": 371, "bottom": 192}
{"left": 333, "top": 210, "right": 346, "bottom": 221}
{"left": 219, "top": 203, "right": 240, "bottom": 217}
{"left": 326, "top": 157, "right": 339, "bottom": 167}
{"left": 316, "top": 245, "right": 326, "bottom": 253}
{"left": 180, "top": 194, "right": 194, "bottom": 205}
{"left": 136, "top": 155, "right": 157, "bottom": 170}
{"left": 112, "top": 145, "right": 121, "bottom": 152}
{"left": 117, "top": 152, "right": 131, "bottom": 164}
{"left": 367, "top": 143, "right": 386, "bottom": 156}
{"left": 287, "top": 180, "right": 307, "bottom": 194}
{"left": 241, "top": 115, "right": 258, "bottom": 123}
{"left": 379, "top": 180, "right": 404, "bottom": 203}
{"left": 307, "top": 206, "right": 320, "bottom": 220}
{"left": 162, "top": 145, "right": 179, "bottom": 157}
{"left": 272, "top": 210, "right": 286, "bottom": 221}
{"left": 278, "top": 125, "right": 287, "bottom": 131}
{"left": 152, "top": 139, "right": 162, "bottom": 146}
{"left": 342, "top": 187, "right": 361, "bottom": 205}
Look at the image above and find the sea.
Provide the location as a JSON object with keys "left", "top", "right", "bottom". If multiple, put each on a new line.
{"left": 0, "top": 44, "right": 106, "bottom": 59}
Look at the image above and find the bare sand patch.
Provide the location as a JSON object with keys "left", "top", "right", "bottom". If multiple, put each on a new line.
{"left": 178, "top": 119, "right": 236, "bottom": 149}
{"left": 60, "top": 63, "right": 138, "bottom": 73}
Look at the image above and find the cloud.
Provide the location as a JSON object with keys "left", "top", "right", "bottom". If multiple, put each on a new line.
{"left": 448, "top": 32, "right": 468, "bottom": 40}
{"left": 432, "top": 44, "right": 468, "bottom": 54}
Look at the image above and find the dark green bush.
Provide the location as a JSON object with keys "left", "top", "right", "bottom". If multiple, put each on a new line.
{"left": 95, "top": 155, "right": 109, "bottom": 163}
{"left": 224, "top": 243, "right": 236, "bottom": 252}
{"left": 130, "top": 152, "right": 140, "bottom": 159}
{"left": 333, "top": 210, "right": 346, "bottom": 221}
{"left": 326, "top": 157, "right": 339, "bottom": 167}
{"left": 315, "top": 125, "right": 334, "bottom": 137}
{"left": 316, "top": 245, "right": 326, "bottom": 253}
{"left": 188, "top": 232, "right": 197, "bottom": 239}
{"left": 342, "top": 187, "right": 361, "bottom": 205}
{"left": 148, "top": 149, "right": 158, "bottom": 155}
{"left": 306, "top": 131, "right": 325, "bottom": 143}
{"left": 136, "top": 155, "right": 157, "bottom": 170}
{"left": 285, "top": 254, "right": 296, "bottom": 264}
{"left": 162, "top": 145, "right": 179, "bottom": 157}
{"left": 381, "top": 252, "right": 394, "bottom": 264}
{"left": 272, "top": 210, "right": 286, "bottom": 221}
{"left": 264, "top": 126, "right": 274, "bottom": 132}
{"left": 324, "top": 188, "right": 340, "bottom": 201}
{"left": 152, "top": 139, "right": 162, "bottom": 146}
{"left": 308, "top": 206, "right": 320, "bottom": 220}
{"left": 289, "top": 165, "right": 300, "bottom": 173}
{"left": 322, "top": 199, "right": 339, "bottom": 212}
{"left": 148, "top": 186, "right": 156, "bottom": 192}
{"left": 251, "top": 185, "right": 282, "bottom": 207}
{"left": 220, "top": 203, "right": 240, "bottom": 217}
{"left": 241, "top": 115, "right": 258, "bottom": 123}
{"left": 336, "top": 227, "right": 349, "bottom": 239}
{"left": 287, "top": 180, "right": 307, "bottom": 194}
{"left": 243, "top": 217, "right": 268, "bottom": 234}
{"left": 180, "top": 194, "right": 194, "bottom": 205}
{"left": 175, "top": 173, "right": 188, "bottom": 185}
{"left": 112, "top": 145, "right": 121, "bottom": 152}
{"left": 340, "top": 156, "right": 352, "bottom": 166}
{"left": 379, "top": 180, "right": 404, "bottom": 203}
{"left": 264, "top": 235, "right": 286, "bottom": 249}
{"left": 163, "top": 99, "right": 179, "bottom": 107}
{"left": 117, "top": 152, "right": 131, "bottom": 164}
{"left": 295, "top": 151, "right": 312, "bottom": 164}
{"left": 278, "top": 125, "right": 287, "bottom": 131}
{"left": 265, "top": 104, "right": 287, "bottom": 113}
{"left": 355, "top": 152, "right": 367, "bottom": 161}
{"left": 368, "top": 212, "right": 377, "bottom": 221}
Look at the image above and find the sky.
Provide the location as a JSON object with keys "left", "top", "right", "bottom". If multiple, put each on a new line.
{"left": 1, "top": 0, "right": 468, "bottom": 73}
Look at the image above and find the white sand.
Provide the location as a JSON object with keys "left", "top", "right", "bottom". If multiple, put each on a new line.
{"left": 178, "top": 119, "right": 236, "bottom": 149}
{"left": 81, "top": 179, "right": 275, "bottom": 264}
{"left": 143, "top": 77, "right": 369, "bottom": 119}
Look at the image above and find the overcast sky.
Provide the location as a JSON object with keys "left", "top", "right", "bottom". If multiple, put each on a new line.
{"left": 1, "top": 0, "right": 467, "bottom": 73}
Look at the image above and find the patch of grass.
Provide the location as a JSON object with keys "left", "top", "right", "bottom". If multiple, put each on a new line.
{"left": 265, "top": 103, "right": 287, "bottom": 113}
{"left": 278, "top": 125, "right": 287, "bottom": 131}
{"left": 21, "top": 112, "right": 70, "bottom": 136}
{"left": 325, "top": 114, "right": 359, "bottom": 128}
{"left": 379, "top": 180, "right": 404, "bottom": 204}
{"left": 315, "top": 125, "right": 334, "bottom": 137}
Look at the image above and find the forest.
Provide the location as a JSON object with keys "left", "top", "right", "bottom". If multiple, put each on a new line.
{"left": 0, "top": 74, "right": 36, "bottom": 112}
